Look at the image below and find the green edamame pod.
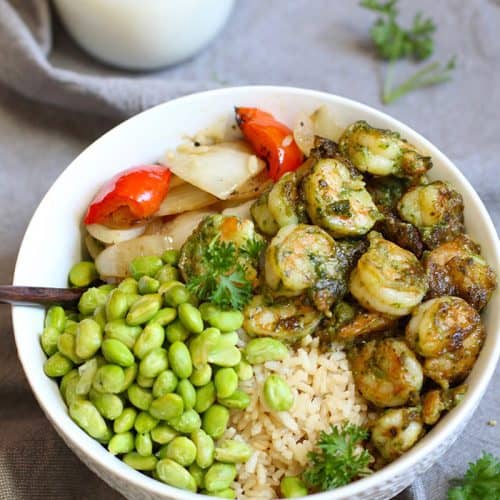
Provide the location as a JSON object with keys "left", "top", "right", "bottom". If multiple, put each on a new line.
{"left": 156, "top": 458, "right": 197, "bottom": 492}
{"left": 69, "top": 261, "right": 98, "bottom": 287}
{"left": 189, "top": 463, "right": 205, "bottom": 489}
{"left": 129, "top": 255, "right": 163, "bottom": 280}
{"left": 190, "top": 364, "right": 213, "bottom": 387}
{"left": 89, "top": 389, "right": 124, "bottom": 420}
{"left": 178, "top": 303, "right": 204, "bottom": 334}
{"left": 215, "top": 440, "right": 252, "bottom": 464}
{"left": 280, "top": 476, "right": 308, "bottom": 498}
{"left": 138, "top": 275, "right": 160, "bottom": 295}
{"left": 75, "top": 318, "right": 103, "bottom": 360}
{"left": 45, "top": 306, "right": 67, "bottom": 332}
{"left": 165, "top": 436, "right": 197, "bottom": 466}
{"left": 168, "top": 341, "right": 193, "bottom": 379}
{"left": 244, "top": 338, "right": 289, "bottom": 364}
{"left": 133, "top": 411, "right": 159, "bottom": 433}
{"left": 166, "top": 320, "right": 190, "bottom": 343}
{"left": 104, "top": 320, "right": 141, "bottom": 349}
{"left": 176, "top": 379, "right": 196, "bottom": 410}
{"left": 149, "top": 393, "right": 184, "bottom": 420}
{"left": 191, "top": 429, "right": 215, "bottom": 469}
{"left": 120, "top": 362, "right": 138, "bottom": 392}
{"left": 118, "top": 277, "right": 139, "bottom": 295}
{"left": 127, "top": 384, "right": 153, "bottom": 411}
{"left": 44, "top": 352, "right": 73, "bottom": 378}
{"left": 155, "top": 264, "right": 179, "bottom": 284}
{"left": 78, "top": 287, "right": 108, "bottom": 316}
{"left": 151, "top": 423, "right": 178, "bottom": 445}
{"left": 263, "top": 374, "right": 294, "bottom": 412}
{"left": 92, "top": 364, "right": 125, "bottom": 394}
{"left": 195, "top": 382, "right": 216, "bottom": 414}
{"left": 126, "top": 294, "right": 162, "bottom": 325}
{"left": 57, "top": 333, "right": 83, "bottom": 364}
{"left": 123, "top": 452, "right": 157, "bottom": 471}
{"left": 108, "top": 432, "right": 135, "bottom": 455}
{"left": 136, "top": 432, "right": 153, "bottom": 457}
{"left": 152, "top": 370, "right": 178, "bottom": 398}
{"left": 101, "top": 338, "right": 135, "bottom": 367}
{"left": 235, "top": 360, "right": 253, "bottom": 381}
{"left": 106, "top": 289, "right": 129, "bottom": 321}
{"left": 139, "top": 347, "right": 168, "bottom": 378}
{"left": 202, "top": 405, "right": 229, "bottom": 439}
{"left": 214, "top": 368, "right": 238, "bottom": 399}
{"left": 147, "top": 307, "right": 177, "bottom": 327}
{"left": 69, "top": 400, "right": 110, "bottom": 443}
{"left": 218, "top": 390, "right": 250, "bottom": 410}
{"left": 133, "top": 323, "right": 165, "bottom": 359}
{"left": 114, "top": 407, "right": 137, "bottom": 433}
{"left": 76, "top": 358, "right": 98, "bottom": 395}
{"left": 168, "top": 409, "right": 202, "bottom": 434}
{"left": 161, "top": 249, "right": 180, "bottom": 266}
{"left": 204, "top": 463, "right": 237, "bottom": 492}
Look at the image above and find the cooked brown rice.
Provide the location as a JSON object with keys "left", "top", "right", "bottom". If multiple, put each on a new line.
{"left": 226, "top": 336, "right": 368, "bottom": 499}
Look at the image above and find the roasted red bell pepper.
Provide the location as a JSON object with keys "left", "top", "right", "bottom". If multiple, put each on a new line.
{"left": 235, "top": 107, "right": 304, "bottom": 181}
{"left": 84, "top": 165, "right": 171, "bottom": 228}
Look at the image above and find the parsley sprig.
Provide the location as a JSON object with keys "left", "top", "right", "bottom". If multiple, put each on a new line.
{"left": 361, "top": 0, "right": 455, "bottom": 104}
{"left": 448, "top": 452, "right": 500, "bottom": 500}
{"left": 304, "top": 424, "right": 373, "bottom": 491}
{"left": 186, "top": 237, "right": 263, "bottom": 310}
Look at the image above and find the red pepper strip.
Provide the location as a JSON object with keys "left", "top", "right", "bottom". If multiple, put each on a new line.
{"left": 84, "top": 165, "right": 171, "bottom": 228}
{"left": 235, "top": 107, "right": 304, "bottom": 181}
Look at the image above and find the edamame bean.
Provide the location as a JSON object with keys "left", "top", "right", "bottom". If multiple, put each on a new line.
{"left": 280, "top": 476, "right": 308, "bottom": 498}
{"left": 45, "top": 306, "right": 66, "bottom": 332}
{"left": 57, "top": 333, "right": 83, "bottom": 364}
{"left": 235, "top": 360, "right": 253, "bottom": 381}
{"left": 92, "top": 364, "right": 125, "bottom": 393}
{"left": 92, "top": 305, "right": 107, "bottom": 330}
{"left": 191, "top": 429, "right": 215, "bottom": 469}
{"left": 204, "top": 488, "right": 236, "bottom": 499}
{"left": 76, "top": 318, "right": 103, "bottom": 360}
{"left": 168, "top": 341, "right": 193, "bottom": 379}
{"left": 168, "top": 409, "right": 201, "bottom": 434}
{"left": 202, "top": 405, "right": 229, "bottom": 439}
{"left": 98, "top": 284, "right": 116, "bottom": 295}
{"left": 136, "top": 374, "right": 155, "bottom": 388}
{"left": 189, "top": 463, "right": 205, "bottom": 489}
{"left": 164, "top": 284, "right": 191, "bottom": 307}
{"left": 166, "top": 436, "right": 197, "bottom": 466}
{"left": 127, "top": 384, "right": 153, "bottom": 411}
{"left": 126, "top": 294, "right": 162, "bottom": 325}
{"left": 161, "top": 249, "right": 180, "bottom": 266}
{"left": 136, "top": 432, "right": 153, "bottom": 456}
{"left": 218, "top": 390, "right": 250, "bottom": 410}
{"left": 151, "top": 423, "right": 177, "bottom": 445}
{"left": 138, "top": 275, "right": 160, "bottom": 295}
{"left": 195, "top": 382, "right": 216, "bottom": 413}
{"left": 147, "top": 307, "right": 177, "bottom": 327}
{"left": 106, "top": 289, "right": 129, "bottom": 321}
{"left": 114, "top": 407, "right": 137, "bottom": 433}
{"left": 108, "top": 432, "right": 135, "bottom": 455}
{"left": 118, "top": 277, "right": 139, "bottom": 295}
{"left": 204, "top": 463, "right": 237, "bottom": 492}
{"left": 149, "top": 393, "right": 184, "bottom": 420}
{"left": 120, "top": 362, "right": 137, "bottom": 392}
{"left": 206, "top": 308, "right": 244, "bottom": 333}
{"left": 156, "top": 458, "right": 197, "bottom": 492}
{"left": 219, "top": 332, "right": 239, "bottom": 346}
{"left": 76, "top": 358, "right": 98, "bottom": 395}
{"left": 189, "top": 327, "right": 220, "bottom": 368}
{"left": 69, "top": 400, "right": 110, "bottom": 443}
{"left": 139, "top": 347, "right": 168, "bottom": 378}
{"left": 89, "top": 389, "right": 124, "bottom": 420}
{"left": 244, "top": 338, "right": 289, "bottom": 364}
{"left": 178, "top": 303, "right": 204, "bottom": 334}
{"left": 78, "top": 287, "right": 108, "bottom": 316}
{"left": 263, "top": 374, "right": 294, "bottom": 412}
{"left": 133, "top": 323, "right": 165, "bottom": 359}
{"left": 129, "top": 255, "right": 163, "bottom": 280}
{"left": 134, "top": 411, "right": 159, "bottom": 434}
{"left": 63, "top": 320, "right": 78, "bottom": 335}
{"left": 215, "top": 440, "right": 252, "bottom": 464}
{"left": 104, "top": 320, "right": 141, "bottom": 349}
{"left": 176, "top": 379, "right": 196, "bottom": 410}
{"left": 44, "top": 352, "right": 73, "bottom": 378}
{"left": 101, "top": 338, "right": 134, "bottom": 367}
{"left": 166, "top": 320, "right": 190, "bottom": 343}
{"left": 68, "top": 261, "right": 98, "bottom": 287}
{"left": 60, "top": 369, "right": 79, "bottom": 403}
{"left": 190, "top": 364, "right": 212, "bottom": 387}
{"left": 152, "top": 370, "right": 178, "bottom": 398}
{"left": 207, "top": 339, "right": 241, "bottom": 368}
{"left": 155, "top": 264, "right": 179, "bottom": 284}
{"left": 123, "top": 452, "right": 157, "bottom": 471}
{"left": 214, "top": 368, "right": 238, "bottom": 399}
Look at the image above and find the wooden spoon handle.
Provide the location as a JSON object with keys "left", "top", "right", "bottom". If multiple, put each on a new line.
{"left": 0, "top": 285, "right": 86, "bottom": 306}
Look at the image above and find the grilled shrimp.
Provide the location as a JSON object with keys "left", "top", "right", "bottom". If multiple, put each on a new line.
{"left": 339, "top": 121, "right": 431, "bottom": 178}
{"left": 405, "top": 296, "right": 485, "bottom": 389}
{"left": 370, "top": 408, "right": 424, "bottom": 461}
{"left": 243, "top": 294, "right": 322, "bottom": 342}
{"left": 349, "top": 232, "right": 428, "bottom": 317}
{"left": 397, "top": 181, "right": 464, "bottom": 249}
{"left": 335, "top": 309, "right": 398, "bottom": 342}
{"left": 301, "top": 158, "right": 381, "bottom": 238}
{"left": 250, "top": 190, "right": 280, "bottom": 236}
{"left": 423, "top": 235, "right": 496, "bottom": 310}
{"left": 421, "top": 385, "right": 467, "bottom": 425}
{"left": 267, "top": 171, "right": 300, "bottom": 228}
{"left": 349, "top": 338, "right": 424, "bottom": 407}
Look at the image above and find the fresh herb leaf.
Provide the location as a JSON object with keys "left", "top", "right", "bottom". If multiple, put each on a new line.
{"left": 447, "top": 453, "right": 500, "bottom": 500}
{"left": 241, "top": 237, "right": 266, "bottom": 261}
{"left": 303, "top": 424, "right": 373, "bottom": 491}
{"left": 185, "top": 237, "right": 254, "bottom": 310}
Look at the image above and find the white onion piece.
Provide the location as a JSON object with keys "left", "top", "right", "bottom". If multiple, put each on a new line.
{"left": 163, "top": 141, "right": 265, "bottom": 200}
{"left": 157, "top": 209, "right": 216, "bottom": 247}
{"left": 221, "top": 200, "right": 254, "bottom": 220}
{"left": 156, "top": 182, "right": 218, "bottom": 216}
{"left": 86, "top": 223, "right": 146, "bottom": 245}
{"left": 95, "top": 234, "right": 174, "bottom": 279}
{"left": 85, "top": 234, "right": 104, "bottom": 260}
{"left": 293, "top": 112, "right": 315, "bottom": 156}
{"left": 311, "top": 105, "right": 344, "bottom": 142}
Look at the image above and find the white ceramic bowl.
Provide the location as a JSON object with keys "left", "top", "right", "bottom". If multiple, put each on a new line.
{"left": 52, "top": 0, "right": 235, "bottom": 70}
{"left": 13, "top": 87, "right": 500, "bottom": 500}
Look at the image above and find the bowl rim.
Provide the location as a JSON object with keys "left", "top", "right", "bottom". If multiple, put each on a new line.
{"left": 12, "top": 85, "right": 500, "bottom": 499}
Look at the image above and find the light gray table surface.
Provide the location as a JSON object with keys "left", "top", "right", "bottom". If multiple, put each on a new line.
{"left": 0, "top": 1, "right": 499, "bottom": 499}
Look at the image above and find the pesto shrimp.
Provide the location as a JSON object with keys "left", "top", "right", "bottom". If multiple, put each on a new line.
{"left": 250, "top": 190, "right": 280, "bottom": 236}
{"left": 267, "top": 171, "right": 300, "bottom": 228}
{"left": 349, "top": 232, "right": 428, "bottom": 317}
{"left": 397, "top": 181, "right": 464, "bottom": 248}
{"left": 349, "top": 338, "right": 424, "bottom": 408}
{"left": 421, "top": 385, "right": 467, "bottom": 425}
{"left": 370, "top": 408, "right": 424, "bottom": 461}
{"left": 423, "top": 234, "right": 496, "bottom": 310}
{"left": 339, "top": 121, "right": 432, "bottom": 178}
{"left": 405, "top": 296, "right": 485, "bottom": 388}
{"left": 301, "top": 158, "right": 381, "bottom": 238}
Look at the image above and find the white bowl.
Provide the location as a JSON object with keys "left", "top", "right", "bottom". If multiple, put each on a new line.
{"left": 52, "top": 0, "right": 235, "bottom": 70}
{"left": 13, "top": 87, "right": 500, "bottom": 500}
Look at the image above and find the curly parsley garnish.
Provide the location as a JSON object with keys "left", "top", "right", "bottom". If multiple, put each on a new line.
{"left": 304, "top": 424, "right": 373, "bottom": 491}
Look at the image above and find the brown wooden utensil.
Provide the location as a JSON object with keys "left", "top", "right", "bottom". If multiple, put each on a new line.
{"left": 0, "top": 285, "right": 86, "bottom": 306}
